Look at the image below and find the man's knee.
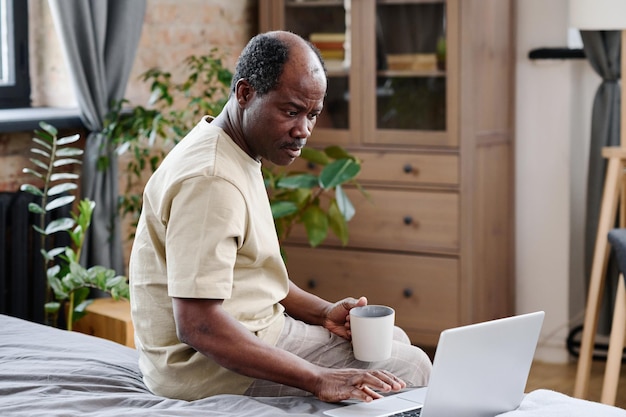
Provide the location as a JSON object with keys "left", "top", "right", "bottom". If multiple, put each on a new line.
{"left": 391, "top": 343, "right": 432, "bottom": 387}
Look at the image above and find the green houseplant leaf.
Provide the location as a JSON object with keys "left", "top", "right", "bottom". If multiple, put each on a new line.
{"left": 319, "top": 158, "right": 361, "bottom": 189}
{"left": 328, "top": 199, "right": 349, "bottom": 245}
{"left": 301, "top": 205, "right": 328, "bottom": 247}
{"left": 276, "top": 173, "right": 319, "bottom": 189}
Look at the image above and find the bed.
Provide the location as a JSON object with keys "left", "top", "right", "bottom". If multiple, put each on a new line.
{"left": 1, "top": 313, "right": 624, "bottom": 417}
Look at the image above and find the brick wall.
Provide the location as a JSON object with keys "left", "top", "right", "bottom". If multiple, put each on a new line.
{"left": 1, "top": 0, "right": 256, "bottom": 190}
{"left": 1, "top": 0, "right": 258, "bottom": 271}
{"left": 1, "top": 0, "right": 256, "bottom": 186}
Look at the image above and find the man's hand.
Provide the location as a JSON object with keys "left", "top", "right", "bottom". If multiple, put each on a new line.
{"left": 314, "top": 367, "right": 406, "bottom": 403}
{"left": 322, "top": 296, "right": 368, "bottom": 340}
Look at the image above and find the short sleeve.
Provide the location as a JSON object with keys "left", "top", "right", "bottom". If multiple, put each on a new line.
{"left": 165, "top": 176, "right": 247, "bottom": 299}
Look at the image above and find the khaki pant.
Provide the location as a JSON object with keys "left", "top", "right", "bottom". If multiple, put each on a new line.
{"left": 244, "top": 314, "right": 432, "bottom": 397}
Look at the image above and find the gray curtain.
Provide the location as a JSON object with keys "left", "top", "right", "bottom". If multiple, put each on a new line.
{"left": 48, "top": 0, "right": 146, "bottom": 274}
{"left": 581, "top": 30, "right": 621, "bottom": 333}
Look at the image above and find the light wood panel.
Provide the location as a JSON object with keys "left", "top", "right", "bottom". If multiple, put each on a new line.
{"left": 285, "top": 245, "right": 459, "bottom": 346}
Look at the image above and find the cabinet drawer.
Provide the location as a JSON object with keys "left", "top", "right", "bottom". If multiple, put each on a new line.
{"left": 289, "top": 188, "right": 459, "bottom": 254}
{"left": 284, "top": 246, "right": 459, "bottom": 344}
{"left": 287, "top": 150, "right": 459, "bottom": 187}
{"left": 354, "top": 151, "right": 458, "bottom": 187}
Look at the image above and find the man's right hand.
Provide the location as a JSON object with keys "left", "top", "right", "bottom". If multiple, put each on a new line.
{"left": 313, "top": 367, "right": 406, "bottom": 403}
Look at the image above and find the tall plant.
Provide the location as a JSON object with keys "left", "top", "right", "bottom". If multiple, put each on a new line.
{"left": 20, "top": 122, "right": 129, "bottom": 330}
{"left": 105, "top": 49, "right": 365, "bottom": 252}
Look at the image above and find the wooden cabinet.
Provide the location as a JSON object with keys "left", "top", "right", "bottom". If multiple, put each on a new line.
{"left": 260, "top": 0, "right": 515, "bottom": 346}
{"left": 73, "top": 298, "right": 135, "bottom": 348}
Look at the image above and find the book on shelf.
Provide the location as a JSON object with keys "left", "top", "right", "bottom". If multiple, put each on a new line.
{"left": 310, "top": 32, "right": 346, "bottom": 63}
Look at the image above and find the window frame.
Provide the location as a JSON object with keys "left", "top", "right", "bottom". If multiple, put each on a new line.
{"left": 0, "top": 0, "right": 30, "bottom": 109}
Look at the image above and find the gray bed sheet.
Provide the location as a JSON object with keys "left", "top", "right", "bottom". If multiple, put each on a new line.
{"left": 2, "top": 313, "right": 625, "bottom": 417}
{"left": 0, "top": 314, "right": 333, "bottom": 416}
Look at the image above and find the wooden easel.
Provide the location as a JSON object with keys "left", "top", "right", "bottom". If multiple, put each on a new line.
{"left": 574, "top": 147, "right": 626, "bottom": 399}
{"left": 573, "top": 30, "right": 626, "bottom": 401}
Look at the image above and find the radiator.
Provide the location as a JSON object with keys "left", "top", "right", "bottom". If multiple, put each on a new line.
{"left": 0, "top": 191, "right": 70, "bottom": 324}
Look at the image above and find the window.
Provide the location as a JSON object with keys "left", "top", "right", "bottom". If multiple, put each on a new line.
{"left": 0, "top": 0, "right": 30, "bottom": 108}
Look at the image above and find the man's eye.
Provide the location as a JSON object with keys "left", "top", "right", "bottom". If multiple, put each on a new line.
{"left": 308, "top": 113, "right": 319, "bottom": 120}
{"left": 287, "top": 111, "right": 298, "bottom": 117}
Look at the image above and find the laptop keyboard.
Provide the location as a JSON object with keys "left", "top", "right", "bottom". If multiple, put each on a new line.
{"left": 388, "top": 408, "right": 422, "bottom": 417}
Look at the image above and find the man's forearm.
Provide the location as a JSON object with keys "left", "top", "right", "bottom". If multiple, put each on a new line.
{"left": 281, "top": 280, "right": 332, "bottom": 326}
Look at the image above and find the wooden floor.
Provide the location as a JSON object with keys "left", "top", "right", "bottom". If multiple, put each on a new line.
{"left": 526, "top": 359, "right": 626, "bottom": 409}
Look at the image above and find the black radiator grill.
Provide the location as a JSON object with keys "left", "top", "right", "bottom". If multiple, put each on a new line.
{"left": 0, "top": 191, "right": 70, "bottom": 324}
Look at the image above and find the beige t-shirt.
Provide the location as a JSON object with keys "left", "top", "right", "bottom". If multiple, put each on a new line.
{"left": 129, "top": 117, "right": 289, "bottom": 400}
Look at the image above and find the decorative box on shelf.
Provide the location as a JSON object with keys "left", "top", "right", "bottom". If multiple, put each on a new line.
{"left": 73, "top": 298, "right": 135, "bottom": 348}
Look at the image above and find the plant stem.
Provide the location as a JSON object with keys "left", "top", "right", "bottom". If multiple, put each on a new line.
{"left": 67, "top": 292, "right": 74, "bottom": 331}
{"left": 41, "top": 133, "right": 57, "bottom": 326}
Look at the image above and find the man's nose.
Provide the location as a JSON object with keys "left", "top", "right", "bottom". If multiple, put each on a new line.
{"left": 291, "top": 116, "right": 313, "bottom": 139}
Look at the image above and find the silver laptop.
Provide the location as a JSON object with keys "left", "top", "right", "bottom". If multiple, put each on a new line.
{"left": 324, "top": 311, "right": 545, "bottom": 417}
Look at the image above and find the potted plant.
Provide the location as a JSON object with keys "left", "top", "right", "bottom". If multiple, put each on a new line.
{"left": 104, "top": 49, "right": 366, "bottom": 255}
{"left": 20, "top": 122, "right": 129, "bottom": 330}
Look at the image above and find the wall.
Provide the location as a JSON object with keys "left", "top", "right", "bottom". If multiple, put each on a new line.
{"left": 126, "top": 0, "right": 257, "bottom": 106}
{"left": 515, "top": 0, "right": 599, "bottom": 362}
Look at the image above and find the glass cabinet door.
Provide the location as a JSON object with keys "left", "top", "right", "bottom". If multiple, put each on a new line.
{"left": 276, "top": 0, "right": 356, "bottom": 146}
{"left": 361, "top": 0, "right": 457, "bottom": 147}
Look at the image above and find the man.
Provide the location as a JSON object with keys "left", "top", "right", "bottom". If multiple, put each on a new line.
{"left": 129, "top": 31, "right": 431, "bottom": 404}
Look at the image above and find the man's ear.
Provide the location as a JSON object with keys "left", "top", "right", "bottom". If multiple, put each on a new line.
{"left": 235, "top": 79, "right": 254, "bottom": 107}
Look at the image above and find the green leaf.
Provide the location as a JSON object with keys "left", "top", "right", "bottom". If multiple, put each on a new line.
{"left": 276, "top": 173, "right": 319, "bottom": 190}
{"left": 47, "top": 264, "right": 61, "bottom": 279}
{"left": 301, "top": 205, "right": 328, "bottom": 247}
{"left": 55, "top": 147, "right": 83, "bottom": 157}
{"left": 48, "top": 182, "right": 77, "bottom": 196}
{"left": 324, "top": 145, "right": 353, "bottom": 160}
{"left": 30, "top": 157, "right": 49, "bottom": 171}
{"left": 288, "top": 188, "right": 312, "bottom": 206}
{"left": 39, "top": 121, "right": 58, "bottom": 136}
{"left": 72, "top": 288, "right": 91, "bottom": 307}
{"left": 300, "top": 147, "right": 330, "bottom": 165}
{"left": 53, "top": 158, "right": 82, "bottom": 167}
{"left": 33, "top": 137, "right": 52, "bottom": 150}
{"left": 328, "top": 199, "right": 349, "bottom": 245}
{"left": 45, "top": 195, "right": 75, "bottom": 211}
{"left": 48, "top": 275, "right": 69, "bottom": 300}
{"left": 46, "top": 247, "right": 66, "bottom": 259}
{"left": 105, "top": 275, "right": 127, "bottom": 289}
{"left": 50, "top": 172, "right": 79, "bottom": 181}
{"left": 335, "top": 185, "right": 355, "bottom": 221}
{"left": 27, "top": 202, "right": 45, "bottom": 214}
{"left": 22, "top": 168, "right": 44, "bottom": 179}
{"left": 20, "top": 184, "right": 43, "bottom": 197}
{"left": 271, "top": 201, "right": 299, "bottom": 219}
{"left": 56, "top": 133, "right": 80, "bottom": 145}
{"left": 319, "top": 159, "right": 361, "bottom": 189}
{"left": 44, "top": 302, "right": 61, "bottom": 314}
{"left": 45, "top": 217, "right": 75, "bottom": 235}
{"left": 73, "top": 298, "right": 93, "bottom": 314}
{"left": 31, "top": 147, "right": 50, "bottom": 158}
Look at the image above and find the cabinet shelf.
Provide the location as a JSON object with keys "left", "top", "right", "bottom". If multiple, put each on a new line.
{"left": 378, "top": 70, "right": 446, "bottom": 78}
{"left": 286, "top": 0, "right": 344, "bottom": 7}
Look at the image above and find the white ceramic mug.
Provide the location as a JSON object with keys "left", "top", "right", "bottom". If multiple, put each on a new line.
{"left": 349, "top": 305, "right": 395, "bottom": 362}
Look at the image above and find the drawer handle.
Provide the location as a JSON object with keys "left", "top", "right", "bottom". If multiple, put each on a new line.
{"left": 403, "top": 164, "right": 419, "bottom": 175}
{"left": 403, "top": 216, "right": 413, "bottom": 225}
{"left": 307, "top": 162, "right": 317, "bottom": 170}
{"left": 403, "top": 288, "right": 413, "bottom": 298}
{"left": 307, "top": 279, "right": 317, "bottom": 289}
